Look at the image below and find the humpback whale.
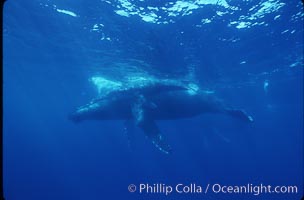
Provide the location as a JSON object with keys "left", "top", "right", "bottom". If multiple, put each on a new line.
{"left": 69, "top": 77, "right": 253, "bottom": 154}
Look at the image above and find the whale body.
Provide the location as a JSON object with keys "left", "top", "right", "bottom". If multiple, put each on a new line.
{"left": 69, "top": 79, "right": 253, "bottom": 154}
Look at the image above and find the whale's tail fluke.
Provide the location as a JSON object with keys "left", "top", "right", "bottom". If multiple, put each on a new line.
{"left": 225, "top": 109, "right": 254, "bottom": 122}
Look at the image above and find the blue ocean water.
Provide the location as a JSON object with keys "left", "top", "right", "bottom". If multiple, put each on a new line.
{"left": 3, "top": 0, "right": 303, "bottom": 199}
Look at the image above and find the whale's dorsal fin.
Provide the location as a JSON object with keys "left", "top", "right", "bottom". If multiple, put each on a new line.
{"left": 131, "top": 96, "right": 171, "bottom": 154}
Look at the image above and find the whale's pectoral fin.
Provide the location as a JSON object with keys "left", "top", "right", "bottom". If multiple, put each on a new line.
{"left": 132, "top": 99, "right": 172, "bottom": 154}
{"left": 139, "top": 119, "right": 172, "bottom": 154}
{"left": 225, "top": 109, "right": 253, "bottom": 122}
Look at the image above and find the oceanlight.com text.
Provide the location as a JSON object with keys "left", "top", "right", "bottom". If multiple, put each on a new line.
{"left": 211, "top": 183, "right": 298, "bottom": 195}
